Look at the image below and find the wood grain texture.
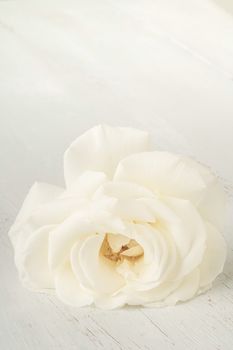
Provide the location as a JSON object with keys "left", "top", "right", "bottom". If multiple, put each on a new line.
{"left": 1, "top": 1, "right": 233, "bottom": 349}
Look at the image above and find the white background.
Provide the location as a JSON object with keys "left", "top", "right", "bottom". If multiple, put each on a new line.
{"left": 0, "top": 1, "right": 233, "bottom": 349}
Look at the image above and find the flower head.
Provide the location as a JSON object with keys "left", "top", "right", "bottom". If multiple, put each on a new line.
{"left": 9, "top": 125, "right": 226, "bottom": 308}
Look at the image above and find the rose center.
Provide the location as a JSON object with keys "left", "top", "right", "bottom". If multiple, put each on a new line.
{"left": 100, "top": 234, "right": 144, "bottom": 263}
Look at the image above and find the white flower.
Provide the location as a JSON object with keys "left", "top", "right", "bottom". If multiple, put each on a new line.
{"left": 9, "top": 125, "right": 226, "bottom": 308}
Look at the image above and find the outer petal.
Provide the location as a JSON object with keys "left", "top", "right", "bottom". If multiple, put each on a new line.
{"left": 199, "top": 222, "right": 226, "bottom": 288}
{"left": 9, "top": 182, "right": 63, "bottom": 245}
{"left": 161, "top": 197, "right": 206, "bottom": 279}
{"left": 95, "top": 293, "right": 127, "bottom": 309}
{"left": 64, "top": 125, "right": 149, "bottom": 187}
{"left": 114, "top": 151, "right": 206, "bottom": 202}
{"left": 163, "top": 268, "right": 200, "bottom": 306}
{"left": 114, "top": 152, "right": 226, "bottom": 229}
{"left": 185, "top": 158, "right": 226, "bottom": 230}
{"left": 16, "top": 225, "right": 56, "bottom": 291}
{"left": 127, "top": 279, "right": 181, "bottom": 306}
{"left": 23, "top": 197, "right": 88, "bottom": 229}
{"left": 136, "top": 197, "right": 206, "bottom": 280}
{"left": 54, "top": 262, "right": 93, "bottom": 307}
{"left": 16, "top": 171, "right": 108, "bottom": 246}
{"left": 140, "top": 269, "right": 199, "bottom": 307}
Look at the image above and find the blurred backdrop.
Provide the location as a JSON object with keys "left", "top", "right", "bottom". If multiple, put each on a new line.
{"left": 1, "top": 0, "right": 233, "bottom": 208}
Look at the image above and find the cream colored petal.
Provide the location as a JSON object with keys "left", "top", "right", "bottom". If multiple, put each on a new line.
{"left": 126, "top": 279, "right": 181, "bottom": 305}
{"left": 13, "top": 197, "right": 88, "bottom": 261}
{"left": 119, "top": 222, "right": 177, "bottom": 290}
{"left": 111, "top": 199, "right": 156, "bottom": 223}
{"left": 49, "top": 210, "right": 125, "bottom": 270}
{"left": 107, "top": 234, "right": 130, "bottom": 253}
{"left": 55, "top": 262, "right": 93, "bottom": 307}
{"left": 94, "top": 181, "right": 155, "bottom": 200}
{"left": 199, "top": 222, "right": 226, "bottom": 288}
{"left": 94, "top": 182, "right": 156, "bottom": 222}
{"left": 48, "top": 212, "right": 96, "bottom": 270}
{"left": 12, "top": 172, "right": 107, "bottom": 246}
{"left": 64, "top": 124, "right": 149, "bottom": 187}
{"left": 26, "top": 197, "right": 88, "bottom": 228}
{"left": 94, "top": 293, "right": 127, "bottom": 309}
{"left": 116, "top": 260, "right": 136, "bottom": 280}
{"left": 121, "top": 197, "right": 205, "bottom": 289}
{"left": 78, "top": 235, "right": 125, "bottom": 294}
{"left": 16, "top": 225, "right": 56, "bottom": 291}
{"left": 121, "top": 245, "right": 144, "bottom": 257}
{"left": 9, "top": 182, "right": 63, "bottom": 245}
{"left": 114, "top": 152, "right": 226, "bottom": 229}
{"left": 143, "top": 197, "right": 206, "bottom": 279}
{"left": 62, "top": 171, "right": 107, "bottom": 198}
{"left": 114, "top": 151, "right": 206, "bottom": 202}
{"left": 70, "top": 239, "right": 94, "bottom": 290}
{"left": 163, "top": 197, "right": 206, "bottom": 279}
{"left": 162, "top": 268, "right": 200, "bottom": 306}
{"left": 184, "top": 158, "right": 226, "bottom": 230}
{"left": 139, "top": 269, "right": 199, "bottom": 307}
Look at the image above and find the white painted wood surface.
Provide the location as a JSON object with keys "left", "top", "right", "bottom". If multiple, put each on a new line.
{"left": 0, "top": 1, "right": 233, "bottom": 349}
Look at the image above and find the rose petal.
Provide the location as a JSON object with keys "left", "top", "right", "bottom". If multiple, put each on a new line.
{"left": 11, "top": 196, "right": 87, "bottom": 265}
{"left": 64, "top": 125, "right": 149, "bottom": 187}
{"left": 143, "top": 197, "right": 206, "bottom": 279}
{"left": 162, "top": 197, "right": 206, "bottom": 278}
{"left": 107, "top": 234, "right": 130, "bottom": 253}
{"left": 54, "top": 262, "right": 93, "bottom": 307}
{"left": 63, "top": 171, "right": 107, "bottom": 198}
{"left": 199, "top": 222, "right": 226, "bottom": 287}
{"left": 114, "top": 151, "right": 207, "bottom": 202}
{"left": 16, "top": 225, "right": 56, "bottom": 291}
{"left": 140, "top": 269, "right": 199, "bottom": 307}
{"left": 95, "top": 293, "right": 127, "bottom": 309}
{"left": 94, "top": 181, "right": 155, "bottom": 200}
{"left": 70, "top": 239, "right": 94, "bottom": 290}
{"left": 78, "top": 235, "right": 125, "bottom": 294}
{"left": 121, "top": 245, "right": 144, "bottom": 257}
{"left": 27, "top": 197, "right": 88, "bottom": 228}
{"left": 163, "top": 268, "right": 200, "bottom": 306}
{"left": 94, "top": 181, "right": 157, "bottom": 222}
{"left": 49, "top": 210, "right": 125, "bottom": 270}
{"left": 115, "top": 199, "right": 157, "bottom": 223}
{"left": 9, "top": 182, "right": 63, "bottom": 245}
{"left": 127, "top": 279, "right": 181, "bottom": 305}
{"left": 183, "top": 159, "right": 226, "bottom": 230}
{"left": 118, "top": 222, "right": 176, "bottom": 290}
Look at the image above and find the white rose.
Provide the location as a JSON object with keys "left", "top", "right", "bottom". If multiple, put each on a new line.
{"left": 9, "top": 125, "right": 226, "bottom": 308}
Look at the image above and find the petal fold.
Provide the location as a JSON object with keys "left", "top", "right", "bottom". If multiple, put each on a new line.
{"left": 199, "top": 222, "right": 226, "bottom": 287}
{"left": 9, "top": 182, "right": 63, "bottom": 245}
{"left": 64, "top": 125, "right": 149, "bottom": 187}
{"left": 16, "top": 225, "right": 56, "bottom": 291}
{"left": 55, "top": 262, "right": 93, "bottom": 307}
